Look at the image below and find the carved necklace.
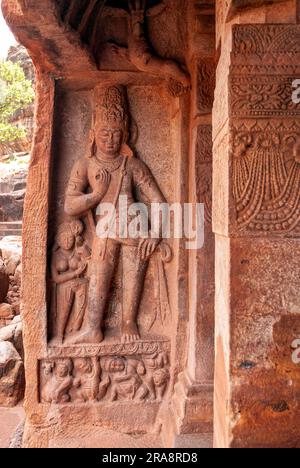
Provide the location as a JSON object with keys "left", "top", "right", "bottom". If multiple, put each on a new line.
{"left": 93, "top": 154, "right": 125, "bottom": 173}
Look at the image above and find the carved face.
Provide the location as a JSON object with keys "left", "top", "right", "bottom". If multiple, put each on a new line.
{"left": 109, "top": 358, "right": 125, "bottom": 373}
{"left": 57, "top": 231, "right": 75, "bottom": 251}
{"left": 153, "top": 368, "right": 169, "bottom": 387}
{"left": 70, "top": 220, "right": 84, "bottom": 237}
{"left": 42, "top": 362, "right": 54, "bottom": 376}
{"left": 77, "top": 358, "right": 92, "bottom": 374}
{"left": 96, "top": 123, "right": 123, "bottom": 158}
{"left": 56, "top": 362, "right": 70, "bottom": 378}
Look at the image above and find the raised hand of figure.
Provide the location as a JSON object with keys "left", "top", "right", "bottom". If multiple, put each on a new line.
{"left": 129, "top": 0, "right": 146, "bottom": 23}
{"left": 92, "top": 169, "right": 111, "bottom": 199}
{"left": 138, "top": 238, "right": 160, "bottom": 261}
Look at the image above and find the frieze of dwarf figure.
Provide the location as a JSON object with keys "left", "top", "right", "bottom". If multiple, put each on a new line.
{"left": 40, "top": 359, "right": 74, "bottom": 404}
{"left": 39, "top": 352, "right": 170, "bottom": 404}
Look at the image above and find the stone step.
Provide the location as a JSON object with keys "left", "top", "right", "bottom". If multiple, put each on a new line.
{"left": 0, "top": 222, "right": 22, "bottom": 237}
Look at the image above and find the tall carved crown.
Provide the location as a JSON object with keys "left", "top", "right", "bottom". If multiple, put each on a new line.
{"left": 94, "top": 85, "right": 130, "bottom": 137}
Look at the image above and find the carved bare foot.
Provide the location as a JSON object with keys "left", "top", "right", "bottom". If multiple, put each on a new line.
{"left": 121, "top": 322, "right": 140, "bottom": 343}
{"left": 65, "top": 328, "right": 104, "bottom": 345}
{"left": 49, "top": 336, "right": 63, "bottom": 347}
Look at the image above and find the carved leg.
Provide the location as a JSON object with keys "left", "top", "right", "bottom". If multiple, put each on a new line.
{"left": 66, "top": 239, "right": 120, "bottom": 344}
{"left": 50, "top": 284, "right": 74, "bottom": 346}
{"left": 144, "top": 56, "right": 191, "bottom": 88}
{"left": 121, "top": 245, "right": 148, "bottom": 343}
{"left": 70, "top": 281, "right": 88, "bottom": 332}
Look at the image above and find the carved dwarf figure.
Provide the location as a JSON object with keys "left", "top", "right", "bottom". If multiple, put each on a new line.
{"left": 152, "top": 368, "right": 170, "bottom": 401}
{"left": 41, "top": 359, "right": 74, "bottom": 404}
{"left": 102, "top": 357, "right": 148, "bottom": 402}
{"left": 143, "top": 351, "right": 169, "bottom": 400}
{"left": 64, "top": 85, "right": 166, "bottom": 344}
{"left": 50, "top": 221, "right": 90, "bottom": 345}
{"left": 73, "top": 357, "right": 100, "bottom": 402}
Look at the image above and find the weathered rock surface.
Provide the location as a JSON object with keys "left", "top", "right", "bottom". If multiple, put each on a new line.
{"left": 0, "top": 303, "right": 14, "bottom": 319}
{"left": 0, "top": 158, "right": 28, "bottom": 223}
{"left": 0, "top": 237, "right": 22, "bottom": 319}
{"left": 0, "top": 257, "right": 9, "bottom": 303}
{"left": 0, "top": 341, "right": 24, "bottom": 407}
{"left": 0, "top": 316, "right": 23, "bottom": 357}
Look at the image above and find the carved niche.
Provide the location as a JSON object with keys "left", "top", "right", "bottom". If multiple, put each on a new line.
{"left": 45, "top": 84, "right": 174, "bottom": 405}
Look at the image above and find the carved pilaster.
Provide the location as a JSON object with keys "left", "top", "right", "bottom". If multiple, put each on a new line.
{"left": 213, "top": 20, "right": 300, "bottom": 448}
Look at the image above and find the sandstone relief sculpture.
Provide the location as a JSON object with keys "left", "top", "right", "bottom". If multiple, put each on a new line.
{"left": 102, "top": 357, "right": 149, "bottom": 402}
{"left": 230, "top": 75, "right": 300, "bottom": 117}
{"left": 40, "top": 352, "right": 170, "bottom": 404}
{"left": 109, "top": 0, "right": 190, "bottom": 96}
{"left": 73, "top": 357, "right": 101, "bottom": 403}
{"left": 232, "top": 24, "right": 300, "bottom": 57}
{"left": 232, "top": 122, "right": 300, "bottom": 234}
{"left": 143, "top": 350, "right": 169, "bottom": 401}
{"left": 50, "top": 220, "right": 91, "bottom": 346}
{"left": 41, "top": 359, "right": 74, "bottom": 404}
{"left": 49, "top": 84, "right": 172, "bottom": 346}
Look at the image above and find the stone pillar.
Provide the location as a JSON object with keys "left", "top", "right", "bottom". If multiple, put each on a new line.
{"left": 213, "top": 0, "right": 300, "bottom": 448}
{"left": 165, "top": 1, "right": 216, "bottom": 448}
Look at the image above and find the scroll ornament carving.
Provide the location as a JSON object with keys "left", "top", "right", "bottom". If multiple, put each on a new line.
{"left": 232, "top": 25, "right": 300, "bottom": 56}
{"left": 232, "top": 122, "right": 300, "bottom": 234}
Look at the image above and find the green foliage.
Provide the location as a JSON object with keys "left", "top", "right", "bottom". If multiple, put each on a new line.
{"left": 0, "top": 60, "right": 34, "bottom": 144}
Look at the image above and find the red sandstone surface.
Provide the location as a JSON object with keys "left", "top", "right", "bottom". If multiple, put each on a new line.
{"left": 0, "top": 0, "right": 299, "bottom": 449}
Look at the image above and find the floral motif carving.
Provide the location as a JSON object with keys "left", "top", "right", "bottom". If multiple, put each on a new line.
{"left": 232, "top": 25, "right": 300, "bottom": 56}
{"left": 230, "top": 76, "right": 300, "bottom": 118}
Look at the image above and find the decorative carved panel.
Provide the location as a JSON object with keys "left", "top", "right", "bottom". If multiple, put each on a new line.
{"left": 39, "top": 340, "right": 170, "bottom": 404}
{"left": 196, "top": 59, "right": 216, "bottom": 114}
{"left": 195, "top": 125, "right": 213, "bottom": 225}
{"left": 230, "top": 25, "right": 300, "bottom": 237}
